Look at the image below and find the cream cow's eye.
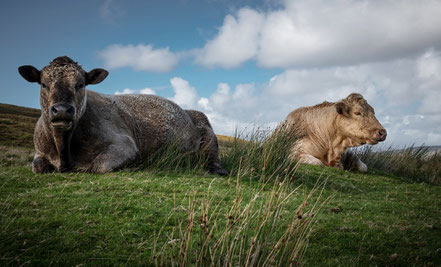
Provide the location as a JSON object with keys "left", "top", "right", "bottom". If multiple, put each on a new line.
{"left": 41, "top": 83, "right": 48, "bottom": 90}
{"left": 354, "top": 111, "right": 362, "bottom": 116}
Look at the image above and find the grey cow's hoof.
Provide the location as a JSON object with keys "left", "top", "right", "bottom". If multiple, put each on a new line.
{"left": 210, "top": 167, "right": 229, "bottom": 176}
{"left": 32, "top": 157, "right": 55, "bottom": 173}
{"left": 357, "top": 162, "right": 368, "bottom": 173}
{"left": 88, "top": 164, "right": 114, "bottom": 174}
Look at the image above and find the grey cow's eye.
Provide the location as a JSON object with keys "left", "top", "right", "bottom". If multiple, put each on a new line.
{"left": 75, "top": 83, "right": 85, "bottom": 90}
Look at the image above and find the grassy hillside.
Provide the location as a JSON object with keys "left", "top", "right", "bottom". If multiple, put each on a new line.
{"left": 1, "top": 103, "right": 441, "bottom": 265}
{"left": 0, "top": 103, "right": 40, "bottom": 148}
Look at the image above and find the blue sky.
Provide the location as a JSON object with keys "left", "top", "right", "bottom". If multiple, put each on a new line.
{"left": 1, "top": 0, "right": 441, "bottom": 146}
{"left": 1, "top": 0, "right": 278, "bottom": 104}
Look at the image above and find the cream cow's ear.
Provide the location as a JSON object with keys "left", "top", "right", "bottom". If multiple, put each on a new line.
{"left": 335, "top": 101, "right": 350, "bottom": 117}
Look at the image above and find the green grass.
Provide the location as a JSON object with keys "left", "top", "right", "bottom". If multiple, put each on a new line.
{"left": 1, "top": 103, "right": 441, "bottom": 265}
{"left": 1, "top": 146, "right": 440, "bottom": 266}
{"left": 296, "top": 165, "right": 441, "bottom": 265}
{"left": 0, "top": 163, "right": 322, "bottom": 265}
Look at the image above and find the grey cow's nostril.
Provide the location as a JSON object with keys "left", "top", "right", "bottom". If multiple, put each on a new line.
{"left": 66, "top": 106, "right": 74, "bottom": 115}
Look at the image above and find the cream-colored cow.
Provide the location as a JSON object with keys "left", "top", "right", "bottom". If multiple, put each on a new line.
{"left": 277, "top": 93, "right": 386, "bottom": 172}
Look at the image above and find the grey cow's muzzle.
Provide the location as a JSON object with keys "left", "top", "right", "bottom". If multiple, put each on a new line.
{"left": 49, "top": 103, "right": 75, "bottom": 130}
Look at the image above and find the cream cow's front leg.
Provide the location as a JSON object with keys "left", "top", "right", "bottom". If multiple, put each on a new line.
{"left": 297, "top": 153, "right": 325, "bottom": 166}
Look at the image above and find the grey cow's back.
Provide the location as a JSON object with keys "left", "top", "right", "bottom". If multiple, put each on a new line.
{"left": 106, "top": 93, "right": 199, "bottom": 153}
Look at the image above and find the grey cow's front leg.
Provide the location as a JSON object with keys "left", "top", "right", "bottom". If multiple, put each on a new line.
{"left": 88, "top": 137, "right": 139, "bottom": 174}
{"left": 340, "top": 150, "right": 368, "bottom": 172}
{"left": 88, "top": 145, "right": 138, "bottom": 173}
{"left": 352, "top": 155, "right": 368, "bottom": 172}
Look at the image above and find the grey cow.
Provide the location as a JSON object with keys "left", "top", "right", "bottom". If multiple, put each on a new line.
{"left": 18, "top": 56, "right": 227, "bottom": 175}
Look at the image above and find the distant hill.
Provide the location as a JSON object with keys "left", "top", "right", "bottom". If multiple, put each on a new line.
{"left": 0, "top": 103, "right": 40, "bottom": 148}
{"left": 393, "top": 145, "right": 441, "bottom": 157}
{"left": 422, "top": 146, "right": 441, "bottom": 153}
{"left": 420, "top": 146, "right": 441, "bottom": 156}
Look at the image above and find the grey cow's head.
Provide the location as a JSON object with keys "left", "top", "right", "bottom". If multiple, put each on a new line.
{"left": 335, "top": 93, "right": 387, "bottom": 146}
{"left": 18, "top": 56, "right": 108, "bottom": 131}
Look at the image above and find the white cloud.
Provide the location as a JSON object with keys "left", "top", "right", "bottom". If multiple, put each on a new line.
{"left": 164, "top": 77, "right": 273, "bottom": 136}
{"left": 99, "top": 44, "right": 179, "bottom": 73}
{"left": 139, "top": 88, "right": 156, "bottom": 95}
{"left": 195, "top": 0, "right": 441, "bottom": 69}
{"left": 210, "top": 83, "right": 231, "bottom": 108}
{"left": 99, "top": 1, "right": 441, "bottom": 72}
{"left": 197, "top": 97, "right": 211, "bottom": 111}
{"left": 169, "top": 77, "right": 199, "bottom": 109}
{"left": 417, "top": 50, "right": 441, "bottom": 81}
{"left": 114, "top": 88, "right": 136, "bottom": 95}
{"left": 382, "top": 114, "right": 441, "bottom": 147}
{"left": 416, "top": 50, "right": 441, "bottom": 115}
{"left": 194, "top": 8, "right": 264, "bottom": 68}
{"left": 420, "top": 90, "right": 441, "bottom": 115}
{"left": 258, "top": 0, "right": 441, "bottom": 68}
{"left": 426, "top": 132, "right": 441, "bottom": 145}
{"left": 114, "top": 87, "right": 156, "bottom": 95}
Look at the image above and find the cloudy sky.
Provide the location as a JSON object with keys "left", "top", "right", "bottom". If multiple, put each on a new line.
{"left": 1, "top": 0, "right": 441, "bottom": 146}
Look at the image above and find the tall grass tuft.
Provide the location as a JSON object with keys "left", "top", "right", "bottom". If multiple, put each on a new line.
{"left": 129, "top": 125, "right": 299, "bottom": 179}
{"left": 153, "top": 175, "right": 328, "bottom": 266}
{"left": 147, "top": 127, "right": 328, "bottom": 266}
{"left": 355, "top": 145, "right": 441, "bottom": 185}
{"left": 130, "top": 139, "right": 209, "bottom": 175}
{"left": 221, "top": 126, "right": 299, "bottom": 181}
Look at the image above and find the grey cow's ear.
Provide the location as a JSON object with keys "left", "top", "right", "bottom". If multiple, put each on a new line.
{"left": 86, "top": 69, "right": 109, "bottom": 85}
{"left": 336, "top": 101, "right": 350, "bottom": 117}
{"left": 18, "top": 65, "right": 40, "bottom": 83}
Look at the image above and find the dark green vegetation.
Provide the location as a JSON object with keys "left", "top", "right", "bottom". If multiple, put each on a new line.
{"left": 1, "top": 103, "right": 440, "bottom": 266}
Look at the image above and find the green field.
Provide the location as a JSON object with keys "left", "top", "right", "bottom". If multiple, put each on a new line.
{"left": 0, "top": 103, "right": 440, "bottom": 266}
